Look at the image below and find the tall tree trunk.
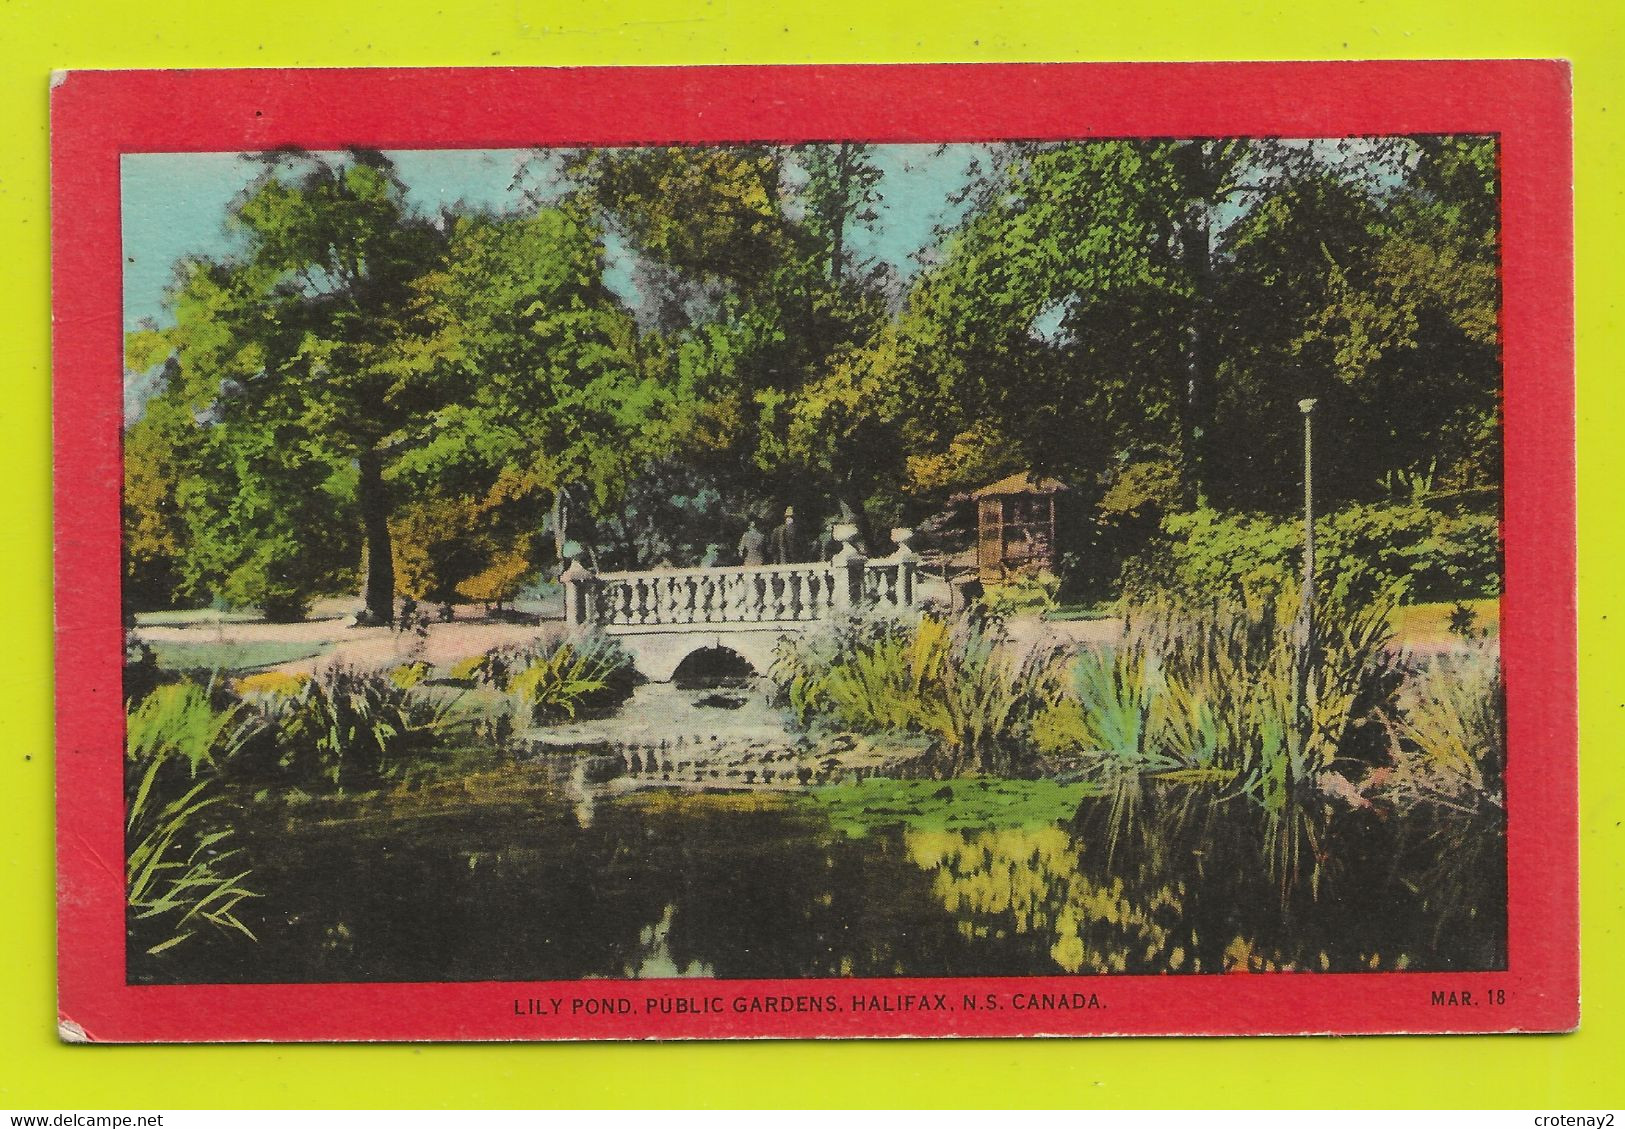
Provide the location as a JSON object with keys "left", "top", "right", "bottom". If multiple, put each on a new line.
{"left": 358, "top": 448, "right": 395, "bottom": 626}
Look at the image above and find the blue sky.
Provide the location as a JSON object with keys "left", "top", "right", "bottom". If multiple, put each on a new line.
{"left": 120, "top": 144, "right": 982, "bottom": 335}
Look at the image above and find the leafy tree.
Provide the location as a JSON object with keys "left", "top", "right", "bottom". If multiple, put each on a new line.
{"left": 385, "top": 204, "right": 650, "bottom": 579}
{"left": 130, "top": 153, "right": 650, "bottom": 621}
{"left": 121, "top": 136, "right": 1503, "bottom": 615}
{"left": 577, "top": 143, "right": 897, "bottom": 552}
{"left": 129, "top": 151, "right": 450, "bottom": 623}
{"left": 177, "top": 407, "right": 359, "bottom": 621}
{"left": 886, "top": 141, "right": 1193, "bottom": 500}
{"left": 122, "top": 363, "right": 192, "bottom": 613}
{"left": 390, "top": 467, "right": 546, "bottom": 605}
{"left": 1210, "top": 139, "right": 1501, "bottom": 510}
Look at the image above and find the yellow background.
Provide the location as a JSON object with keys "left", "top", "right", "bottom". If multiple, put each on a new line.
{"left": 2, "top": 0, "right": 1619, "bottom": 1110}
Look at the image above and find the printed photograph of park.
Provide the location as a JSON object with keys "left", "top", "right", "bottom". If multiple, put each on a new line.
{"left": 121, "top": 137, "right": 1505, "bottom": 984}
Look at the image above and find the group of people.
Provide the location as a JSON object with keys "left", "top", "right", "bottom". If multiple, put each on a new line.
{"left": 736, "top": 506, "right": 854, "bottom": 566}
{"left": 737, "top": 506, "right": 802, "bottom": 566}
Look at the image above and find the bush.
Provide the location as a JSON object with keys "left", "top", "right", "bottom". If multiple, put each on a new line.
{"left": 508, "top": 636, "right": 637, "bottom": 723}
{"left": 447, "top": 652, "right": 497, "bottom": 685}
{"left": 388, "top": 661, "right": 433, "bottom": 689}
{"left": 1126, "top": 502, "right": 1501, "bottom": 605}
{"left": 124, "top": 633, "right": 165, "bottom": 705}
{"left": 258, "top": 590, "right": 314, "bottom": 624}
{"left": 980, "top": 570, "right": 1061, "bottom": 617}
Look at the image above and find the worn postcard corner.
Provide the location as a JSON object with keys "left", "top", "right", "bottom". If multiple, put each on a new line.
{"left": 50, "top": 62, "right": 1577, "bottom": 1043}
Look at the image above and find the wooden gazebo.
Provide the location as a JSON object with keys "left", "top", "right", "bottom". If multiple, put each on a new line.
{"left": 971, "top": 472, "right": 1069, "bottom": 581}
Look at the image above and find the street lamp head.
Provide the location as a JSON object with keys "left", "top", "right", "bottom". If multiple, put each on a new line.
{"left": 1298, "top": 398, "right": 1318, "bottom": 415}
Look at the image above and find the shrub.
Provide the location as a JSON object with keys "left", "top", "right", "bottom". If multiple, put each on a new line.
{"left": 980, "top": 570, "right": 1061, "bottom": 617}
{"left": 232, "top": 669, "right": 311, "bottom": 698}
{"left": 1126, "top": 502, "right": 1501, "bottom": 606}
{"left": 449, "top": 633, "right": 635, "bottom": 719}
{"left": 258, "top": 590, "right": 314, "bottom": 624}
{"left": 447, "top": 653, "right": 492, "bottom": 684}
{"left": 388, "top": 661, "right": 433, "bottom": 689}
{"left": 124, "top": 634, "right": 164, "bottom": 705}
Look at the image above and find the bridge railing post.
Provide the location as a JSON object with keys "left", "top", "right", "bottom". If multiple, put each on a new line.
{"left": 888, "top": 527, "right": 919, "bottom": 608}
{"left": 831, "top": 522, "right": 867, "bottom": 612}
{"left": 560, "top": 552, "right": 600, "bottom": 630}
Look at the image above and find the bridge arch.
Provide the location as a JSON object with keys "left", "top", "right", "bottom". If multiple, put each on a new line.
{"left": 613, "top": 630, "right": 788, "bottom": 683}
{"left": 671, "top": 645, "right": 757, "bottom": 688}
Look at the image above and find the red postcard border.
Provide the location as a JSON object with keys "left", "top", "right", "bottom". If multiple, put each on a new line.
{"left": 50, "top": 62, "right": 1578, "bottom": 1041}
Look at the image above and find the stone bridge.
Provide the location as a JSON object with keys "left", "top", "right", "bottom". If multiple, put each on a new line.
{"left": 560, "top": 527, "right": 920, "bottom": 681}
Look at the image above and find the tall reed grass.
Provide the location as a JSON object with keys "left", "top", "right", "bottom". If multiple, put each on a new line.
{"left": 771, "top": 610, "right": 1066, "bottom": 772}
{"left": 1382, "top": 644, "right": 1504, "bottom": 814}
{"left": 1040, "top": 580, "right": 1402, "bottom": 813}
{"left": 125, "top": 680, "right": 262, "bottom": 954}
{"left": 265, "top": 666, "right": 458, "bottom": 790}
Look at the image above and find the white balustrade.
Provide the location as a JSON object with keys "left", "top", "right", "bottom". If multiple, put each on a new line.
{"left": 570, "top": 526, "right": 918, "bottom": 633}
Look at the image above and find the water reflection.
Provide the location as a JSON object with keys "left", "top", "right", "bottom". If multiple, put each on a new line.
{"left": 902, "top": 780, "right": 1503, "bottom": 974}
{"left": 624, "top": 904, "right": 714, "bottom": 979}
{"left": 906, "top": 825, "right": 1182, "bottom": 973}
{"left": 133, "top": 767, "right": 1503, "bottom": 985}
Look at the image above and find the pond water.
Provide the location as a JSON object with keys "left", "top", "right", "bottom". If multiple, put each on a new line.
{"left": 135, "top": 761, "right": 1505, "bottom": 985}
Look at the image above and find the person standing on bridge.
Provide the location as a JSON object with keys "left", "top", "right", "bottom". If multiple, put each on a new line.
{"left": 769, "top": 506, "right": 808, "bottom": 564}
{"left": 737, "top": 518, "right": 766, "bottom": 566}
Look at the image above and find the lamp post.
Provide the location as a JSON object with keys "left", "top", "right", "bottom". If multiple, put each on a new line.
{"left": 1297, "top": 398, "right": 1318, "bottom": 715}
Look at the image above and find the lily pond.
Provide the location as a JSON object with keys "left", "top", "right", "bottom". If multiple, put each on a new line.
{"left": 128, "top": 590, "right": 1508, "bottom": 987}
{"left": 131, "top": 686, "right": 1504, "bottom": 986}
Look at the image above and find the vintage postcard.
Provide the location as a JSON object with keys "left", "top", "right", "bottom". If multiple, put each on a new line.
{"left": 52, "top": 63, "right": 1577, "bottom": 1041}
